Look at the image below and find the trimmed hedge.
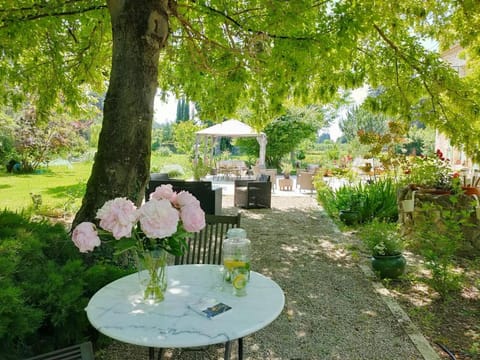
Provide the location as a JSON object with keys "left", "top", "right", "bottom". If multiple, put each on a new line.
{"left": 0, "top": 211, "right": 132, "bottom": 358}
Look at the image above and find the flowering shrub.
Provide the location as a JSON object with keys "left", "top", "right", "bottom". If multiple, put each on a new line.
{"left": 72, "top": 184, "right": 205, "bottom": 256}
{"left": 406, "top": 149, "right": 456, "bottom": 191}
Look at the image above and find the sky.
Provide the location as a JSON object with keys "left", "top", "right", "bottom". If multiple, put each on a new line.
{"left": 328, "top": 86, "right": 369, "bottom": 141}
{"left": 154, "top": 92, "right": 177, "bottom": 124}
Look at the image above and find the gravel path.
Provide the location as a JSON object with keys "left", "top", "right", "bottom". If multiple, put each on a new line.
{"left": 96, "top": 195, "right": 425, "bottom": 360}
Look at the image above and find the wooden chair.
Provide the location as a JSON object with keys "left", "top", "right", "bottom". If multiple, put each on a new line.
{"left": 175, "top": 214, "right": 241, "bottom": 265}
{"left": 152, "top": 214, "right": 243, "bottom": 360}
{"left": 252, "top": 165, "right": 264, "bottom": 177}
{"left": 24, "top": 342, "right": 94, "bottom": 360}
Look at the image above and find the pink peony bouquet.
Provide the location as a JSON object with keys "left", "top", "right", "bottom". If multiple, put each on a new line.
{"left": 71, "top": 184, "right": 206, "bottom": 257}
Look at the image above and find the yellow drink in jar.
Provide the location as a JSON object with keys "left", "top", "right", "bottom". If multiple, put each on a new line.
{"left": 223, "top": 258, "right": 250, "bottom": 282}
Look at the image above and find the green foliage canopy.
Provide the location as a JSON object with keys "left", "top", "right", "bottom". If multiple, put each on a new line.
{"left": 340, "top": 107, "right": 389, "bottom": 143}
{"left": 3, "top": 1, "right": 480, "bottom": 222}
{"left": 2, "top": 1, "right": 480, "bottom": 137}
{"left": 175, "top": 97, "right": 190, "bottom": 122}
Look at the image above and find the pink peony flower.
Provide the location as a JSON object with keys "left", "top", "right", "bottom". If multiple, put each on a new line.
{"left": 175, "top": 191, "right": 200, "bottom": 208}
{"left": 180, "top": 204, "right": 205, "bottom": 232}
{"left": 72, "top": 222, "right": 101, "bottom": 253}
{"left": 150, "top": 184, "right": 177, "bottom": 203}
{"left": 96, "top": 197, "right": 137, "bottom": 240}
{"left": 138, "top": 199, "right": 180, "bottom": 239}
{"left": 71, "top": 187, "right": 205, "bottom": 259}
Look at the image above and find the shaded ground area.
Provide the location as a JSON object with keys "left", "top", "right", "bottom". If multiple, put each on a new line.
{"left": 97, "top": 195, "right": 425, "bottom": 360}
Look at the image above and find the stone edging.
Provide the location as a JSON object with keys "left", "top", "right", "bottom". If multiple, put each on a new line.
{"left": 359, "top": 264, "right": 441, "bottom": 360}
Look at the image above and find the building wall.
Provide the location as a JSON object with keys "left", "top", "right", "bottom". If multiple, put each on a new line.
{"left": 436, "top": 44, "right": 471, "bottom": 170}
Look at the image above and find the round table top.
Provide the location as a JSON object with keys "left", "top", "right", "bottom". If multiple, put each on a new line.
{"left": 86, "top": 264, "right": 285, "bottom": 348}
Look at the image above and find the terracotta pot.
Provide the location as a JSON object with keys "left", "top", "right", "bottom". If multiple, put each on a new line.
{"left": 462, "top": 186, "right": 480, "bottom": 196}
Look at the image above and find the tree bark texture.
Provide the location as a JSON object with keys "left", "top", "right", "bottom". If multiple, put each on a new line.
{"left": 73, "top": 0, "right": 169, "bottom": 227}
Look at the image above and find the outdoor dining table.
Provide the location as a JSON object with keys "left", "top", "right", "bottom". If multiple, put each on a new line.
{"left": 85, "top": 264, "right": 285, "bottom": 360}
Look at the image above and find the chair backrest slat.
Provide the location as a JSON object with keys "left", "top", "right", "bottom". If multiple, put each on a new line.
{"left": 24, "top": 342, "right": 94, "bottom": 360}
{"left": 175, "top": 214, "right": 241, "bottom": 265}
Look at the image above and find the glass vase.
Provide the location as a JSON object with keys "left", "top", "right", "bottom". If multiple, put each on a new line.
{"left": 136, "top": 249, "right": 168, "bottom": 303}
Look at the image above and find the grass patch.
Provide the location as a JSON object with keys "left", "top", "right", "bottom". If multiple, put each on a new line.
{"left": 0, "top": 162, "right": 92, "bottom": 213}
{"left": 151, "top": 153, "right": 193, "bottom": 178}
{"left": 0, "top": 154, "right": 192, "bottom": 213}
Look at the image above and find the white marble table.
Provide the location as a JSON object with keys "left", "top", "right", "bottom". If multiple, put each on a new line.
{"left": 86, "top": 264, "right": 285, "bottom": 359}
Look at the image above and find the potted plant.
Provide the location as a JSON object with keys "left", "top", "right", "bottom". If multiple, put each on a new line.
{"left": 359, "top": 220, "right": 406, "bottom": 279}
{"left": 338, "top": 193, "right": 364, "bottom": 226}
{"left": 281, "top": 161, "right": 293, "bottom": 179}
{"left": 405, "top": 150, "right": 455, "bottom": 194}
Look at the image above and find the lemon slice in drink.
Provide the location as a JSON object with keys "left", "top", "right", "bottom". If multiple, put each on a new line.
{"left": 224, "top": 259, "right": 246, "bottom": 270}
{"left": 232, "top": 273, "right": 247, "bottom": 290}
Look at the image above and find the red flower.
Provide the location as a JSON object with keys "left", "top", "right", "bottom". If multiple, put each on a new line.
{"left": 436, "top": 149, "right": 445, "bottom": 161}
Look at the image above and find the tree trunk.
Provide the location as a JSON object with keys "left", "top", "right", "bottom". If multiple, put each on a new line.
{"left": 73, "top": 0, "right": 169, "bottom": 227}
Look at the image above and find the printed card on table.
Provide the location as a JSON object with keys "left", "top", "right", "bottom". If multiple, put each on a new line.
{"left": 188, "top": 298, "right": 232, "bottom": 319}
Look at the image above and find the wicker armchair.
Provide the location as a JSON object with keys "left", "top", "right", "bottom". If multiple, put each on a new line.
{"left": 146, "top": 179, "right": 222, "bottom": 215}
{"left": 234, "top": 178, "right": 272, "bottom": 209}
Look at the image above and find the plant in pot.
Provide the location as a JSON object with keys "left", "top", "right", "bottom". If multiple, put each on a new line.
{"left": 281, "top": 161, "right": 293, "bottom": 179}
{"left": 359, "top": 219, "right": 406, "bottom": 279}
{"left": 405, "top": 149, "right": 455, "bottom": 193}
{"left": 338, "top": 193, "right": 364, "bottom": 226}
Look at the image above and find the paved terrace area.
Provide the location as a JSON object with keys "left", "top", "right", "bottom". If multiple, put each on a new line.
{"left": 210, "top": 175, "right": 317, "bottom": 197}
{"left": 98, "top": 186, "right": 440, "bottom": 360}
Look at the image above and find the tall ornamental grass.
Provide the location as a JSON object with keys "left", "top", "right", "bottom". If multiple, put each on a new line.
{"left": 316, "top": 177, "right": 399, "bottom": 224}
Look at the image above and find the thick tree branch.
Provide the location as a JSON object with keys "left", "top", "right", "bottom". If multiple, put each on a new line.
{"left": 0, "top": 2, "right": 106, "bottom": 29}
{"left": 0, "top": 0, "right": 92, "bottom": 13}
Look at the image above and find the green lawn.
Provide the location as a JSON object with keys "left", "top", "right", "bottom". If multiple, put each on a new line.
{"left": 0, "top": 154, "right": 193, "bottom": 214}
{"left": 0, "top": 162, "right": 93, "bottom": 213}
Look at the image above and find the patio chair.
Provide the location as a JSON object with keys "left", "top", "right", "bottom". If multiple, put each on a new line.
{"left": 146, "top": 178, "right": 222, "bottom": 215}
{"left": 297, "top": 171, "right": 315, "bottom": 192}
{"left": 234, "top": 177, "right": 272, "bottom": 209}
{"left": 24, "top": 341, "right": 94, "bottom": 360}
{"left": 261, "top": 169, "right": 277, "bottom": 190}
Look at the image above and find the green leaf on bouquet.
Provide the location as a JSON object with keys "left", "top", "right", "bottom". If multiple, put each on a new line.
{"left": 113, "top": 238, "right": 138, "bottom": 255}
